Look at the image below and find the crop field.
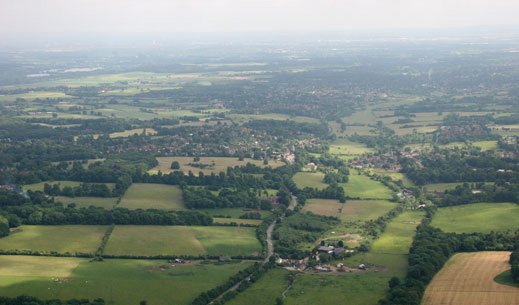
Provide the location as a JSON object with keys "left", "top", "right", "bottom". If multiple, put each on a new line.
{"left": 287, "top": 211, "right": 423, "bottom": 305}
{"left": 302, "top": 199, "right": 343, "bottom": 217}
{"left": 341, "top": 173, "right": 393, "bottom": 199}
{"left": 329, "top": 139, "right": 373, "bottom": 156}
{"left": 0, "top": 91, "right": 73, "bottom": 102}
{"left": 151, "top": 156, "right": 283, "bottom": 175}
{"left": 104, "top": 225, "right": 261, "bottom": 257}
{"left": 293, "top": 172, "right": 328, "bottom": 190}
{"left": 228, "top": 113, "right": 319, "bottom": 124}
{"left": 118, "top": 183, "right": 184, "bottom": 210}
{"left": 0, "top": 226, "right": 107, "bottom": 254}
{"left": 227, "top": 268, "right": 289, "bottom": 305}
{"left": 422, "top": 252, "right": 518, "bottom": 305}
{"left": 0, "top": 256, "right": 252, "bottom": 305}
{"left": 54, "top": 196, "right": 118, "bottom": 209}
{"left": 430, "top": 202, "right": 519, "bottom": 233}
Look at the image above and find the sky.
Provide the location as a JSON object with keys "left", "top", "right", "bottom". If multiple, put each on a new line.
{"left": 1, "top": 0, "right": 518, "bottom": 35}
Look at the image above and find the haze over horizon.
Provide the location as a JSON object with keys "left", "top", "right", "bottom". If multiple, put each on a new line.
{"left": 1, "top": 0, "right": 519, "bottom": 36}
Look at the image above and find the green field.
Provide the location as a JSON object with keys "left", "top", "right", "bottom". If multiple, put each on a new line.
{"left": 212, "top": 218, "right": 262, "bottom": 226}
{"left": 109, "top": 128, "right": 157, "bottom": 138}
{"left": 22, "top": 181, "right": 82, "bottom": 192}
{"left": 227, "top": 268, "right": 289, "bottom": 305}
{"left": 0, "top": 256, "right": 252, "bottom": 305}
{"left": 293, "top": 172, "right": 328, "bottom": 190}
{"left": 370, "top": 169, "right": 415, "bottom": 187}
{"left": 341, "top": 200, "right": 397, "bottom": 221}
{"left": 54, "top": 196, "right": 118, "bottom": 209}
{"left": 430, "top": 202, "right": 519, "bottom": 233}
{"left": 341, "top": 173, "right": 393, "bottom": 199}
{"left": 472, "top": 140, "right": 498, "bottom": 151}
{"left": 119, "top": 183, "right": 184, "bottom": 210}
{"left": 302, "top": 199, "right": 343, "bottom": 217}
{"left": 104, "top": 226, "right": 261, "bottom": 257}
{"left": 286, "top": 211, "right": 423, "bottom": 305}
{"left": 151, "top": 156, "right": 283, "bottom": 175}
{"left": 0, "top": 226, "right": 107, "bottom": 254}
{"left": 329, "top": 139, "right": 373, "bottom": 156}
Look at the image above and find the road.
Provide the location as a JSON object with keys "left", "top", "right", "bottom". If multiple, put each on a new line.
{"left": 210, "top": 195, "right": 297, "bottom": 304}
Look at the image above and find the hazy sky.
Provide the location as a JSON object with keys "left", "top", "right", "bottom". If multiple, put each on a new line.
{"left": 1, "top": 0, "right": 518, "bottom": 34}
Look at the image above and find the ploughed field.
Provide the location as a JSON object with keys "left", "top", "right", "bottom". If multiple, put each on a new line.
{"left": 422, "top": 252, "right": 518, "bottom": 305}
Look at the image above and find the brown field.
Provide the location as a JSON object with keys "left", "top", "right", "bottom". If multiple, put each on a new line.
{"left": 150, "top": 156, "right": 283, "bottom": 175}
{"left": 422, "top": 252, "right": 518, "bottom": 305}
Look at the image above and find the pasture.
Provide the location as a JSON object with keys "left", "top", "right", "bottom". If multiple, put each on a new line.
{"left": 340, "top": 200, "right": 397, "bottom": 222}
{"left": 422, "top": 252, "right": 518, "bottom": 305}
{"left": 0, "top": 256, "right": 252, "bottom": 305}
{"left": 293, "top": 172, "right": 328, "bottom": 190}
{"left": 0, "top": 226, "right": 107, "bottom": 254}
{"left": 472, "top": 140, "right": 498, "bottom": 151}
{"left": 118, "top": 183, "right": 184, "bottom": 210}
{"left": 341, "top": 173, "right": 393, "bottom": 199}
{"left": 227, "top": 268, "right": 289, "bottom": 305}
{"left": 54, "top": 196, "right": 118, "bottom": 209}
{"left": 430, "top": 202, "right": 519, "bottom": 233}
{"left": 151, "top": 156, "right": 283, "bottom": 175}
{"left": 370, "top": 169, "right": 415, "bottom": 187}
{"left": 104, "top": 225, "right": 261, "bottom": 257}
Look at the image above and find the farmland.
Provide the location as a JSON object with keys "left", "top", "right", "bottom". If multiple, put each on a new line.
{"left": 422, "top": 252, "right": 518, "bottom": 305}
{"left": 0, "top": 226, "right": 107, "bottom": 254}
{"left": 293, "top": 172, "right": 328, "bottom": 190}
{"left": 0, "top": 255, "right": 252, "bottom": 305}
{"left": 118, "top": 183, "right": 184, "bottom": 210}
{"left": 226, "top": 268, "right": 289, "bottom": 305}
{"left": 430, "top": 202, "right": 519, "bottom": 233}
{"left": 151, "top": 156, "right": 283, "bottom": 175}
{"left": 341, "top": 173, "right": 394, "bottom": 199}
{"left": 103, "top": 225, "right": 261, "bottom": 257}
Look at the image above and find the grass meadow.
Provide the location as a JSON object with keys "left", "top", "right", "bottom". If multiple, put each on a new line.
{"left": 54, "top": 196, "right": 118, "bottom": 209}
{"left": 341, "top": 173, "right": 393, "bottom": 199}
{"left": 0, "top": 256, "right": 252, "bottom": 305}
{"left": 430, "top": 202, "right": 519, "bottom": 233}
{"left": 0, "top": 226, "right": 107, "bottom": 254}
{"left": 293, "top": 172, "right": 328, "bottom": 190}
{"left": 104, "top": 225, "right": 261, "bottom": 257}
{"left": 226, "top": 268, "right": 289, "bottom": 305}
{"left": 118, "top": 183, "right": 184, "bottom": 210}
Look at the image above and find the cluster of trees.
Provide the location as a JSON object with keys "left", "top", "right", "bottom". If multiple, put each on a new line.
{"left": 182, "top": 187, "right": 271, "bottom": 210}
{"left": 0, "top": 296, "right": 105, "bottom": 305}
{"left": 401, "top": 150, "right": 518, "bottom": 185}
{"left": 0, "top": 191, "right": 212, "bottom": 226}
{"left": 295, "top": 185, "right": 346, "bottom": 203}
{"left": 511, "top": 247, "right": 519, "bottom": 283}
{"left": 438, "top": 183, "right": 519, "bottom": 206}
{"left": 323, "top": 167, "right": 349, "bottom": 184}
{"left": 243, "top": 120, "right": 330, "bottom": 139}
{"left": 273, "top": 212, "right": 340, "bottom": 258}
{"left": 43, "top": 183, "right": 116, "bottom": 198}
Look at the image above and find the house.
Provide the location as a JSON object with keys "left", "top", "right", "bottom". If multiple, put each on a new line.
{"left": 317, "top": 246, "right": 335, "bottom": 254}
{"left": 333, "top": 247, "right": 346, "bottom": 256}
{"left": 304, "top": 162, "right": 318, "bottom": 171}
